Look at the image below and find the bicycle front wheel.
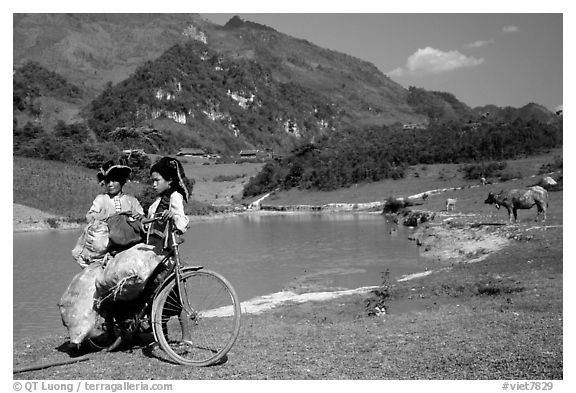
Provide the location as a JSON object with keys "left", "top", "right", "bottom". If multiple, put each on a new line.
{"left": 151, "top": 269, "right": 241, "bottom": 366}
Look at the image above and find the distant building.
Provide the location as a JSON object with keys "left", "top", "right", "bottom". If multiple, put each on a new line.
{"left": 177, "top": 148, "right": 206, "bottom": 157}
{"left": 402, "top": 123, "right": 427, "bottom": 130}
{"left": 463, "top": 122, "right": 482, "bottom": 130}
{"left": 239, "top": 150, "right": 259, "bottom": 158}
{"left": 122, "top": 149, "right": 145, "bottom": 155}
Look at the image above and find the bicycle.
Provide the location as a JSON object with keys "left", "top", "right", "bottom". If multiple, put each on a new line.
{"left": 87, "top": 215, "right": 242, "bottom": 367}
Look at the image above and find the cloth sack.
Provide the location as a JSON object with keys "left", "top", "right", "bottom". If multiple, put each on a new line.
{"left": 96, "top": 244, "right": 163, "bottom": 302}
{"left": 71, "top": 220, "right": 110, "bottom": 267}
{"left": 106, "top": 213, "right": 144, "bottom": 248}
{"left": 58, "top": 263, "right": 105, "bottom": 345}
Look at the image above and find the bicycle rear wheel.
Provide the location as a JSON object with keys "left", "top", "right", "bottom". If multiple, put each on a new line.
{"left": 151, "top": 269, "right": 241, "bottom": 366}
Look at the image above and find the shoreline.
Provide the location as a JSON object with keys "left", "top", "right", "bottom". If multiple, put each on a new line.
{"left": 12, "top": 180, "right": 489, "bottom": 233}
{"left": 12, "top": 204, "right": 384, "bottom": 233}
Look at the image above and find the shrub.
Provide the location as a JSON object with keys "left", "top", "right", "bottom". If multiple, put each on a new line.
{"left": 389, "top": 166, "right": 405, "bottom": 180}
{"left": 476, "top": 281, "right": 524, "bottom": 296}
{"left": 364, "top": 270, "right": 391, "bottom": 317}
{"left": 383, "top": 196, "right": 412, "bottom": 213}
{"left": 46, "top": 218, "right": 59, "bottom": 228}
{"left": 213, "top": 174, "right": 244, "bottom": 182}
{"left": 538, "top": 156, "right": 563, "bottom": 174}
{"left": 499, "top": 171, "right": 522, "bottom": 182}
{"left": 461, "top": 161, "right": 507, "bottom": 180}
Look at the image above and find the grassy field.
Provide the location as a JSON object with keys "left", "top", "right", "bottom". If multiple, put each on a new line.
{"left": 12, "top": 157, "right": 264, "bottom": 221}
{"left": 13, "top": 156, "right": 147, "bottom": 221}
{"left": 264, "top": 148, "right": 563, "bottom": 207}
{"left": 13, "top": 149, "right": 561, "bottom": 221}
{"left": 179, "top": 161, "right": 264, "bottom": 205}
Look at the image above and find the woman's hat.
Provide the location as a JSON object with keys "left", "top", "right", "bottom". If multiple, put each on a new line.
{"left": 150, "top": 157, "right": 189, "bottom": 202}
{"left": 97, "top": 160, "right": 132, "bottom": 183}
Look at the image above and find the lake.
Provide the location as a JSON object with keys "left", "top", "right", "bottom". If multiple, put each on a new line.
{"left": 13, "top": 212, "right": 427, "bottom": 341}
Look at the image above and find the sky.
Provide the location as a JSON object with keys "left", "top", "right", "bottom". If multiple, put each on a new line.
{"left": 201, "top": 13, "right": 563, "bottom": 112}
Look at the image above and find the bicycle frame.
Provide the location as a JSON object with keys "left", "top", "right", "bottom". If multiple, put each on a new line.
{"left": 144, "top": 223, "right": 204, "bottom": 343}
{"left": 97, "top": 219, "right": 201, "bottom": 347}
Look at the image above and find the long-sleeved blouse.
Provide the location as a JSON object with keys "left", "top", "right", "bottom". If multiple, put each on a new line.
{"left": 147, "top": 191, "right": 189, "bottom": 233}
{"left": 86, "top": 193, "right": 144, "bottom": 222}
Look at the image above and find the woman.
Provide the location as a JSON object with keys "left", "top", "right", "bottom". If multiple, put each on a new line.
{"left": 74, "top": 160, "right": 144, "bottom": 265}
{"left": 145, "top": 156, "right": 190, "bottom": 251}
{"left": 145, "top": 156, "right": 192, "bottom": 344}
{"left": 86, "top": 160, "right": 144, "bottom": 222}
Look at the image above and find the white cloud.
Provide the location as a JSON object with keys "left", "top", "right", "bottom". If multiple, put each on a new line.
{"left": 465, "top": 39, "right": 495, "bottom": 48}
{"left": 502, "top": 25, "right": 519, "bottom": 33}
{"left": 389, "top": 47, "right": 484, "bottom": 77}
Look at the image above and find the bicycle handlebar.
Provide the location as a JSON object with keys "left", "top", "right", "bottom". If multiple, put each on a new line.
{"left": 141, "top": 213, "right": 169, "bottom": 225}
{"left": 140, "top": 214, "right": 182, "bottom": 236}
{"left": 141, "top": 216, "right": 160, "bottom": 225}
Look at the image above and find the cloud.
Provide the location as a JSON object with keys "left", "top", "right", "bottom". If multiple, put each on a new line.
{"left": 389, "top": 47, "right": 484, "bottom": 77}
{"left": 465, "top": 39, "right": 495, "bottom": 48}
{"left": 502, "top": 25, "right": 519, "bottom": 33}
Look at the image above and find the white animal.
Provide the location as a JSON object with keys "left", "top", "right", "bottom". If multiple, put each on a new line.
{"left": 445, "top": 198, "right": 457, "bottom": 211}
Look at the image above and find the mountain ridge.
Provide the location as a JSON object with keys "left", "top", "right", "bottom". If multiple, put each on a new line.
{"left": 13, "top": 14, "right": 558, "bottom": 156}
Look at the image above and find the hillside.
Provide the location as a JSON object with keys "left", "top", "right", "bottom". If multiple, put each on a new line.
{"left": 406, "top": 86, "right": 477, "bottom": 123}
{"left": 14, "top": 13, "right": 429, "bottom": 155}
{"left": 13, "top": 14, "right": 560, "bottom": 178}
{"left": 206, "top": 16, "right": 419, "bottom": 125}
{"left": 13, "top": 14, "right": 205, "bottom": 100}
{"left": 84, "top": 40, "right": 355, "bottom": 154}
{"left": 473, "top": 103, "right": 557, "bottom": 124}
{"left": 14, "top": 14, "right": 422, "bottom": 123}
{"left": 13, "top": 61, "right": 86, "bottom": 131}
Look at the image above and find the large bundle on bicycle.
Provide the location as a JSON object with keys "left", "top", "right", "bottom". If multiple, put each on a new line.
{"left": 95, "top": 243, "right": 163, "bottom": 302}
{"left": 58, "top": 262, "right": 106, "bottom": 345}
{"left": 71, "top": 214, "right": 144, "bottom": 267}
{"left": 71, "top": 220, "right": 110, "bottom": 267}
{"left": 61, "top": 215, "right": 159, "bottom": 347}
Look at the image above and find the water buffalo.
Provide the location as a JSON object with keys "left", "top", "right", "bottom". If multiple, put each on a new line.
{"left": 484, "top": 186, "right": 548, "bottom": 223}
